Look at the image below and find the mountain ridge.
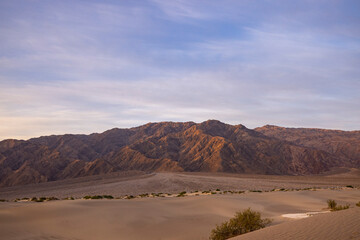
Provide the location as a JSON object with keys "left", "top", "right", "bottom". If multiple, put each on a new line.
{"left": 0, "top": 120, "right": 359, "bottom": 187}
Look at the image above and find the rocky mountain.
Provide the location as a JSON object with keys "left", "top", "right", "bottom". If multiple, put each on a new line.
{"left": 255, "top": 125, "right": 360, "bottom": 168}
{"left": 0, "top": 120, "right": 358, "bottom": 187}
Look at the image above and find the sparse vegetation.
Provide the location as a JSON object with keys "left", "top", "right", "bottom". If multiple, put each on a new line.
{"left": 209, "top": 208, "right": 272, "bottom": 240}
{"left": 327, "top": 199, "right": 349, "bottom": 211}
{"left": 63, "top": 197, "right": 75, "bottom": 200}
{"left": 250, "top": 190, "right": 262, "bottom": 193}
{"left": 47, "top": 197, "right": 59, "bottom": 201}
{"left": 327, "top": 199, "right": 337, "bottom": 209}
{"left": 103, "top": 195, "right": 114, "bottom": 199}
{"left": 30, "top": 196, "right": 58, "bottom": 202}
{"left": 177, "top": 191, "right": 187, "bottom": 197}
{"left": 333, "top": 204, "right": 350, "bottom": 211}
{"left": 83, "top": 195, "right": 113, "bottom": 200}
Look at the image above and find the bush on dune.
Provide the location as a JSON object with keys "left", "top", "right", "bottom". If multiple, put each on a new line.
{"left": 327, "top": 199, "right": 337, "bottom": 209}
{"left": 327, "top": 199, "right": 350, "bottom": 211}
{"left": 209, "top": 208, "right": 272, "bottom": 240}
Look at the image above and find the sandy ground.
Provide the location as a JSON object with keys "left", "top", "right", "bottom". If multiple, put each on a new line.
{"left": 0, "top": 188, "right": 359, "bottom": 240}
{"left": 0, "top": 168, "right": 359, "bottom": 200}
{"left": 0, "top": 169, "right": 359, "bottom": 240}
{"left": 234, "top": 207, "right": 360, "bottom": 240}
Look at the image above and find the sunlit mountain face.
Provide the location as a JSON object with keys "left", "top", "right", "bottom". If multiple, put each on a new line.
{"left": 1, "top": 120, "right": 359, "bottom": 187}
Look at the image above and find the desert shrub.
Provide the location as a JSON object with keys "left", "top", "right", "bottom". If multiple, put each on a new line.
{"left": 103, "top": 195, "right": 114, "bottom": 199}
{"left": 250, "top": 190, "right": 262, "bottom": 193}
{"left": 346, "top": 185, "right": 354, "bottom": 188}
{"left": 356, "top": 201, "right": 360, "bottom": 207}
{"left": 0, "top": 199, "right": 7, "bottom": 202}
{"left": 209, "top": 208, "right": 272, "bottom": 240}
{"left": 47, "top": 197, "right": 59, "bottom": 201}
{"left": 152, "top": 193, "right": 162, "bottom": 197}
{"left": 333, "top": 204, "right": 350, "bottom": 211}
{"left": 216, "top": 189, "right": 221, "bottom": 191}
{"left": 83, "top": 196, "right": 91, "bottom": 199}
{"left": 126, "top": 195, "right": 135, "bottom": 199}
{"left": 177, "top": 191, "right": 187, "bottom": 197}
{"left": 327, "top": 199, "right": 349, "bottom": 211}
{"left": 327, "top": 199, "right": 337, "bottom": 209}
{"left": 91, "top": 195, "right": 103, "bottom": 199}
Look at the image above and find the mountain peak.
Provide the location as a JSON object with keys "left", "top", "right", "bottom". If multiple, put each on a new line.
{"left": 0, "top": 120, "right": 359, "bottom": 187}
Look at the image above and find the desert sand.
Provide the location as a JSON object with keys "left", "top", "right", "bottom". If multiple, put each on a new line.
{"left": 0, "top": 170, "right": 359, "bottom": 240}
{"left": 234, "top": 207, "right": 360, "bottom": 240}
{"left": 0, "top": 168, "right": 359, "bottom": 200}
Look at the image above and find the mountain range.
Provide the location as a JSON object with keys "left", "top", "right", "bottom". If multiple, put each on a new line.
{"left": 0, "top": 120, "right": 359, "bottom": 187}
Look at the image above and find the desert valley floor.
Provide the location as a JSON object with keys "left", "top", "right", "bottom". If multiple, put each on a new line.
{"left": 0, "top": 169, "right": 359, "bottom": 240}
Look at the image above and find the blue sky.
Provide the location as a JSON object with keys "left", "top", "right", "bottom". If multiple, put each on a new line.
{"left": 1, "top": 0, "right": 360, "bottom": 140}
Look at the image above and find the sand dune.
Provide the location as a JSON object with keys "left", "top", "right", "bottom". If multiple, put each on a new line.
{"left": 234, "top": 207, "right": 360, "bottom": 240}
{"left": 1, "top": 170, "right": 359, "bottom": 200}
{"left": 0, "top": 188, "right": 359, "bottom": 240}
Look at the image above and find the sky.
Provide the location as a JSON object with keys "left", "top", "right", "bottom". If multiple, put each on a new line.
{"left": 1, "top": 0, "right": 360, "bottom": 140}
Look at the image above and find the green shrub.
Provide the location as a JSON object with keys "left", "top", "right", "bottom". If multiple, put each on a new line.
{"left": 332, "top": 204, "right": 350, "bottom": 211}
{"left": 209, "top": 208, "right": 272, "bottom": 240}
{"left": 327, "top": 199, "right": 349, "bottom": 211}
{"left": 47, "top": 197, "right": 59, "bottom": 201}
{"left": 327, "top": 199, "right": 337, "bottom": 209}
{"left": 177, "top": 191, "right": 187, "bottom": 197}
{"left": 250, "top": 190, "right": 262, "bottom": 193}
{"left": 103, "top": 195, "right": 114, "bottom": 199}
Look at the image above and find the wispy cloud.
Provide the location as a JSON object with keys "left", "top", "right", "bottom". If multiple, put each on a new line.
{"left": 0, "top": 0, "right": 360, "bottom": 140}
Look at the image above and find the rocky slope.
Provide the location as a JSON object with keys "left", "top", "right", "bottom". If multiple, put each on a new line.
{"left": 0, "top": 120, "right": 358, "bottom": 187}
{"left": 255, "top": 125, "right": 360, "bottom": 168}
